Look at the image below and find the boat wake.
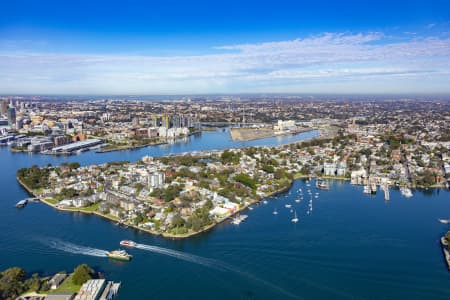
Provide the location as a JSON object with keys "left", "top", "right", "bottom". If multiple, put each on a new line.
{"left": 46, "top": 238, "right": 108, "bottom": 257}
{"left": 135, "top": 243, "right": 219, "bottom": 270}
{"left": 135, "top": 243, "right": 300, "bottom": 299}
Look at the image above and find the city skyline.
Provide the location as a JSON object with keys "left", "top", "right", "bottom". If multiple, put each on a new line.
{"left": 1, "top": 0, "right": 450, "bottom": 95}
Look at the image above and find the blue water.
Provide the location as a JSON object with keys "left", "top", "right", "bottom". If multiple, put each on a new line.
{"left": 1, "top": 129, "right": 450, "bottom": 299}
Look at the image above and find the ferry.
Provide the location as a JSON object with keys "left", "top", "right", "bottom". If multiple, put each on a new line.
{"left": 120, "top": 240, "right": 137, "bottom": 248}
{"left": 107, "top": 249, "right": 132, "bottom": 261}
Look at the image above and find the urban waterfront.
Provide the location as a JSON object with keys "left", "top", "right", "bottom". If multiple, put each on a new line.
{"left": 1, "top": 129, "right": 450, "bottom": 299}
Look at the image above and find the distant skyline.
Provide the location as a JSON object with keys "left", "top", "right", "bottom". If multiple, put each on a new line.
{"left": 1, "top": 0, "right": 450, "bottom": 95}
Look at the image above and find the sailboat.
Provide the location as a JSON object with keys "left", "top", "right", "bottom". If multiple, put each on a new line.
{"left": 295, "top": 198, "right": 301, "bottom": 203}
{"left": 273, "top": 208, "right": 278, "bottom": 215}
{"left": 291, "top": 210, "right": 299, "bottom": 223}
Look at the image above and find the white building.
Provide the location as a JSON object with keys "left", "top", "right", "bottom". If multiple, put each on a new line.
{"left": 148, "top": 172, "right": 165, "bottom": 189}
{"left": 274, "top": 120, "right": 296, "bottom": 131}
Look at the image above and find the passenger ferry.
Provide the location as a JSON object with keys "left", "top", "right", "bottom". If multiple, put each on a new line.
{"left": 107, "top": 249, "right": 132, "bottom": 261}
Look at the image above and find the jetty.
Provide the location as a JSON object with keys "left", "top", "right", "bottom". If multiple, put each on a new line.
{"left": 15, "top": 197, "right": 40, "bottom": 208}
{"left": 381, "top": 184, "right": 390, "bottom": 201}
{"left": 231, "top": 214, "right": 248, "bottom": 225}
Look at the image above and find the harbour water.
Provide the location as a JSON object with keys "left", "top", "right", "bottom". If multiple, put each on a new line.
{"left": 1, "top": 128, "right": 450, "bottom": 299}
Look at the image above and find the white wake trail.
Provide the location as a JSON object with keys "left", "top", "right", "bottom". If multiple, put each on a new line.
{"left": 47, "top": 239, "right": 108, "bottom": 257}
{"left": 135, "top": 243, "right": 300, "bottom": 299}
{"left": 135, "top": 243, "right": 219, "bottom": 270}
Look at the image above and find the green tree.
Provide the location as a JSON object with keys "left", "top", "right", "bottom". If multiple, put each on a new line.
{"left": 0, "top": 267, "right": 27, "bottom": 300}
{"left": 233, "top": 173, "right": 256, "bottom": 190}
{"left": 72, "top": 264, "right": 94, "bottom": 286}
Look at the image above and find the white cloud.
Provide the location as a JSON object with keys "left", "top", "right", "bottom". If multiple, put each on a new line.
{"left": 0, "top": 32, "right": 450, "bottom": 94}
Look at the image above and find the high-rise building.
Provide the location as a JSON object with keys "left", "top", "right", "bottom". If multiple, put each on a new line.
{"left": 0, "top": 101, "right": 8, "bottom": 115}
{"left": 7, "top": 107, "right": 16, "bottom": 127}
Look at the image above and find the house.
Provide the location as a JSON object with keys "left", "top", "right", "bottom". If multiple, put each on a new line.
{"left": 209, "top": 206, "right": 229, "bottom": 218}
{"left": 49, "top": 273, "right": 68, "bottom": 290}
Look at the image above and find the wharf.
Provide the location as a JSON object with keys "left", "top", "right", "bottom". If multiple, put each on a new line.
{"left": 15, "top": 199, "right": 27, "bottom": 208}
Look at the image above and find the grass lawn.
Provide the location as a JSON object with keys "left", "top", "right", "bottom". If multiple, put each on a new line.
{"left": 49, "top": 273, "right": 81, "bottom": 294}
{"left": 44, "top": 198, "right": 59, "bottom": 205}
{"left": 80, "top": 203, "right": 100, "bottom": 212}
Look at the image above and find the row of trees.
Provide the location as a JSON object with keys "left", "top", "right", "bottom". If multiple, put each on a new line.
{"left": 17, "top": 165, "right": 51, "bottom": 190}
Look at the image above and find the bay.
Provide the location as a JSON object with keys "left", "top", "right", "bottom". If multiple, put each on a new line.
{"left": 1, "top": 128, "right": 449, "bottom": 299}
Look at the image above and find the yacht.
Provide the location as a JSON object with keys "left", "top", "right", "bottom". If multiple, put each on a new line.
{"left": 295, "top": 198, "right": 301, "bottom": 203}
{"left": 363, "top": 185, "right": 371, "bottom": 194}
{"left": 316, "top": 179, "right": 330, "bottom": 190}
{"left": 285, "top": 204, "right": 292, "bottom": 208}
{"left": 438, "top": 219, "right": 450, "bottom": 224}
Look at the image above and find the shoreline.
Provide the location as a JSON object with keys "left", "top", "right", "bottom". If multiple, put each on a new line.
{"left": 17, "top": 167, "right": 447, "bottom": 240}
{"left": 440, "top": 237, "right": 450, "bottom": 270}
{"left": 16, "top": 173, "right": 296, "bottom": 239}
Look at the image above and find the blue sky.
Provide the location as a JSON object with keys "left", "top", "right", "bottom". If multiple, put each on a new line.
{"left": 1, "top": 0, "right": 450, "bottom": 94}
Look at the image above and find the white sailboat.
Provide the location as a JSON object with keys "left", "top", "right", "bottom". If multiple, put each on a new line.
{"left": 291, "top": 210, "right": 299, "bottom": 223}
{"left": 273, "top": 208, "right": 278, "bottom": 215}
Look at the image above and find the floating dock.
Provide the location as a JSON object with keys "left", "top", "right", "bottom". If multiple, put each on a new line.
{"left": 15, "top": 199, "right": 28, "bottom": 208}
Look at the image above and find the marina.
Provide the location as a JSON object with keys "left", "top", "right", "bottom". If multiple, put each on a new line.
{"left": 231, "top": 214, "right": 248, "bottom": 225}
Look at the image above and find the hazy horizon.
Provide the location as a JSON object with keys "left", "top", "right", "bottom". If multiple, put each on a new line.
{"left": 1, "top": 0, "right": 450, "bottom": 95}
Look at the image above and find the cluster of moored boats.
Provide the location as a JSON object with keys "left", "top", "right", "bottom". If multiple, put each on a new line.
{"left": 271, "top": 179, "right": 323, "bottom": 223}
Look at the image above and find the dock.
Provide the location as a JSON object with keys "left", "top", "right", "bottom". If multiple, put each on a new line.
{"left": 15, "top": 199, "right": 28, "bottom": 208}
{"left": 99, "top": 281, "right": 121, "bottom": 300}
{"left": 231, "top": 214, "right": 248, "bottom": 225}
{"left": 381, "top": 184, "right": 390, "bottom": 201}
{"left": 15, "top": 197, "right": 40, "bottom": 208}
